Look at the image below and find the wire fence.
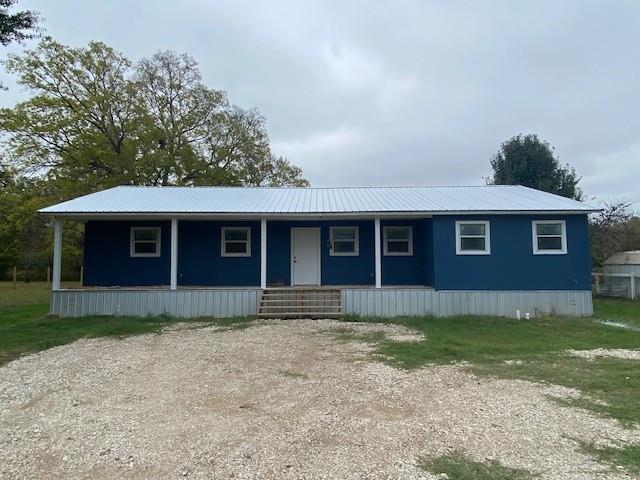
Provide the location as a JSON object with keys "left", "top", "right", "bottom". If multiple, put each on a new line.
{"left": 1, "top": 266, "right": 82, "bottom": 284}
{"left": 592, "top": 272, "right": 638, "bottom": 300}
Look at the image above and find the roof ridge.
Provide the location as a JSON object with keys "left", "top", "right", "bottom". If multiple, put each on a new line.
{"left": 114, "top": 184, "right": 524, "bottom": 190}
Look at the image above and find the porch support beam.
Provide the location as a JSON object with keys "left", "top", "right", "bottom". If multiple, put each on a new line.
{"left": 374, "top": 217, "right": 381, "bottom": 288}
{"left": 260, "top": 218, "right": 267, "bottom": 289}
{"left": 52, "top": 217, "right": 62, "bottom": 291}
{"left": 170, "top": 218, "right": 178, "bottom": 290}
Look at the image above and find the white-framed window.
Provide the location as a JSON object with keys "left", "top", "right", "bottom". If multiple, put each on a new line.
{"left": 329, "top": 226, "right": 359, "bottom": 256}
{"left": 221, "top": 227, "right": 251, "bottom": 257}
{"left": 383, "top": 226, "right": 413, "bottom": 256}
{"left": 130, "top": 227, "right": 161, "bottom": 257}
{"left": 532, "top": 220, "right": 567, "bottom": 255}
{"left": 456, "top": 221, "right": 491, "bottom": 255}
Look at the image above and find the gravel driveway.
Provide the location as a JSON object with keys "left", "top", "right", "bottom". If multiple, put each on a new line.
{"left": 1, "top": 319, "right": 638, "bottom": 480}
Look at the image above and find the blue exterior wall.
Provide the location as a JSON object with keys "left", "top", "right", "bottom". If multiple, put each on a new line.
{"left": 432, "top": 214, "right": 591, "bottom": 290}
{"left": 82, "top": 215, "right": 590, "bottom": 290}
{"left": 83, "top": 220, "right": 261, "bottom": 287}
{"left": 178, "top": 221, "right": 260, "bottom": 286}
{"left": 83, "top": 220, "right": 171, "bottom": 286}
{"left": 380, "top": 219, "right": 432, "bottom": 286}
{"left": 267, "top": 219, "right": 432, "bottom": 286}
{"left": 267, "top": 220, "right": 376, "bottom": 286}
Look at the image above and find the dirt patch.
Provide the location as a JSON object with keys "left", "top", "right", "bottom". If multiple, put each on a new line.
{"left": 1, "top": 319, "right": 638, "bottom": 480}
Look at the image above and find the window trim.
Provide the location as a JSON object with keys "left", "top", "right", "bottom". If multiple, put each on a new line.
{"left": 329, "top": 226, "right": 360, "bottom": 256}
{"left": 455, "top": 220, "right": 491, "bottom": 255}
{"left": 130, "top": 227, "right": 161, "bottom": 258}
{"left": 383, "top": 226, "right": 413, "bottom": 256}
{"left": 221, "top": 227, "right": 251, "bottom": 257}
{"left": 532, "top": 220, "right": 567, "bottom": 255}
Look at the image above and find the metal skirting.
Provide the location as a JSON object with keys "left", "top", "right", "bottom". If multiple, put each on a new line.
{"left": 51, "top": 288, "right": 261, "bottom": 318}
{"left": 341, "top": 288, "right": 593, "bottom": 318}
{"left": 51, "top": 288, "right": 593, "bottom": 319}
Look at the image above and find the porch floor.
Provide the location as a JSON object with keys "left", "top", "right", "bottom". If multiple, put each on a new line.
{"left": 55, "top": 285, "right": 434, "bottom": 291}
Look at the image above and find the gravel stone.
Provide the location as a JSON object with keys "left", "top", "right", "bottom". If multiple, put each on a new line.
{"left": 1, "top": 319, "right": 639, "bottom": 479}
{"left": 567, "top": 348, "right": 640, "bottom": 360}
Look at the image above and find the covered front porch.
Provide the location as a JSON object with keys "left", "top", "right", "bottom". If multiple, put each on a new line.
{"left": 49, "top": 216, "right": 433, "bottom": 292}
{"left": 47, "top": 215, "right": 435, "bottom": 318}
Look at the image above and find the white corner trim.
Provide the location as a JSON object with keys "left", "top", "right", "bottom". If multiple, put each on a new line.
{"left": 170, "top": 219, "right": 178, "bottom": 290}
{"left": 52, "top": 218, "right": 62, "bottom": 290}
{"left": 455, "top": 220, "right": 491, "bottom": 255}
{"left": 374, "top": 218, "right": 381, "bottom": 288}
{"left": 532, "top": 220, "right": 568, "bottom": 255}
{"left": 130, "top": 227, "right": 161, "bottom": 257}
{"left": 260, "top": 219, "right": 267, "bottom": 288}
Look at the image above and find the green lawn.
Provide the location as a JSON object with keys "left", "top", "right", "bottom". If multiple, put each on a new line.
{"left": 0, "top": 281, "right": 80, "bottom": 307}
{"left": 593, "top": 296, "right": 640, "bottom": 327}
{"left": 0, "top": 282, "right": 250, "bottom": 366}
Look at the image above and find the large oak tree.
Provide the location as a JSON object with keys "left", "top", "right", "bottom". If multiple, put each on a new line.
{"left": 1, "top": 38, "right": 308, "bottom": 197}
{"left": 0, "top": 38, "right": 307, "bottom": 278}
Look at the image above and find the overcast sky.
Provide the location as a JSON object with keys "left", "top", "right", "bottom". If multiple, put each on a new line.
{"left": 2, "top": 0, "right": 639, "bottom": 209}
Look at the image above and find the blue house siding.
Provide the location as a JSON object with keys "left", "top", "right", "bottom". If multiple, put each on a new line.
{"left": 432, "top": 214, "right": 591, "bottom": 291}
{"left": 82, "top": 215, "right": 589, "bottom": 291}
{"left": 177, "top": 221, "right": 260, "bottom": 287}
{"left": 83, "top": 220, "right": 171, "bottom": 286}
{"left": 380, "top": 219, "right": 432, "bottom": 286}
{"left": 267, "top": 220, "right": 376, "bottom": 286}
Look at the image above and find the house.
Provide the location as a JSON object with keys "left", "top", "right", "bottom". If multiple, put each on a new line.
{"left": 39, "top": 185, "right": 596, "bottom": 318}
{"left": 597, "top": 250, "right": 640, "bottom": 299}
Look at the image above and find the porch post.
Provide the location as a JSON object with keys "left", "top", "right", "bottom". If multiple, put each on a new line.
{"left": 374, "top": 217, "right": 381, "bottom": 288}
{"left": 260, "top": 218, "right": 267, "bottom": 289}
{"left": 170, "top": 218, "right": 178, "bottom": 290}
{"left": 52, "top": 217, "right": 62, "bottom": 290}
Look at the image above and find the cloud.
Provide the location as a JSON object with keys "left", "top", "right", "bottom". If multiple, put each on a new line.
{"left": 1, "top": 0, "right": 639, "bottom": 209}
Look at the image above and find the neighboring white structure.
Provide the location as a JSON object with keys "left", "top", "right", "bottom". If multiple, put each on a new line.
{"left": 597, "top": 251, "right": 640, "bottom": 299}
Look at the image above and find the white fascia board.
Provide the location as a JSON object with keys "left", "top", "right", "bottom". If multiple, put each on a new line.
{"left": 38, "top": 209, "right": 597, "bottom": 220}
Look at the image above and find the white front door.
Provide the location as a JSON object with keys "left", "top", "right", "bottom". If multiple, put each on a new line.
{"left": 291, "top": 228, "right": 321, "bottom": 286}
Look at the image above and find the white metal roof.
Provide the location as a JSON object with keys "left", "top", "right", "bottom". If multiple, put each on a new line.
{"left": 39, "top": 185, "right": 597, "bottom": 218}
{"left": 604, "top": 251, "right": 640, "bottom": 265}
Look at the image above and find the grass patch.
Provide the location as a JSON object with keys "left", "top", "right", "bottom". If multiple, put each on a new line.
{"left": 593, "top": 296, "right": 640, "bottom": 327}
{"left": 370, "top": 314, "right": 640, "bottom": 369}
{"left": 0, "top": 281, "right": 256, "bottom": 366}
{"left": 0, "top": 281, "right": 79, "bottom": 308}
{"left": 279, "top": 370, "right": 310, "bottom": 380}
{"left": 475, "top": 357, "right": 640, "bottom": 427}
{"left": 332, "top": 327, "right": 388, "bottom": 344}
{"left": 0, "top": 304, "right": 254, "bottom": 366}
{"left": 418, "top": 451, "right": 534, "bottom": 480}
{"left": 579, "top": 443, "right": 640, "bottom": 476}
